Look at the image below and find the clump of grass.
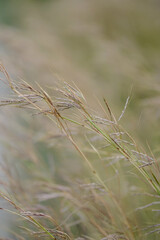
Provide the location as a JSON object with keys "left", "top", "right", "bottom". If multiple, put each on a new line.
{"left": 0, "top": 64, "right": 160, "bottom": 239}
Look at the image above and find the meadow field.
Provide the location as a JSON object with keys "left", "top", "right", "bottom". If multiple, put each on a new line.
{"left": 0, "top": 1, "right": 160, "bottom": 239}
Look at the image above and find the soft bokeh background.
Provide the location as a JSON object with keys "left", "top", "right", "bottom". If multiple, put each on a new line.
{"left": 0, "top": 0, "right": 160, "bottom": 238}
{"left": 0, "top": 0, "right": 160, "bottom": 145}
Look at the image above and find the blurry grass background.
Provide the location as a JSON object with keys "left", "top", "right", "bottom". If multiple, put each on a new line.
{"left": 0, "top": 0, "right": 160, "bottom": 239}
{"left": 0, "top": 0, "right": 160, "bottom": 147}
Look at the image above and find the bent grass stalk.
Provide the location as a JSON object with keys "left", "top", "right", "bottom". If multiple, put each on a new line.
{"left": 0, "top": 192, "right": 56, "bottom": 239}
{"left": 1, "top": 64, "right": 160, "bottom": 238}
{"left": 0, "top": 66, "right": 134, "bottom": 238}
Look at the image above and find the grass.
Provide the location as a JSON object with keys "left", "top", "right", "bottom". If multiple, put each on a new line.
{"left": 0, "top": 63, "right": 160, "bottom": 239}
{"left": 0, "top": 2, "right": 160, "bottom": 239}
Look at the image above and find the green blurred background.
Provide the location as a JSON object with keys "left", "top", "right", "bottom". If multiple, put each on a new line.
{"left": 0, "top": 0, "right": 160, "bottom": 148}
{"left": 0, "top": 0, "right": 160, "bottom": 238}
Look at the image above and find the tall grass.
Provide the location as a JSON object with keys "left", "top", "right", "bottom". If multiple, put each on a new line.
{"left": 0, "top": 64, "right": 160, "bottom": 239}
